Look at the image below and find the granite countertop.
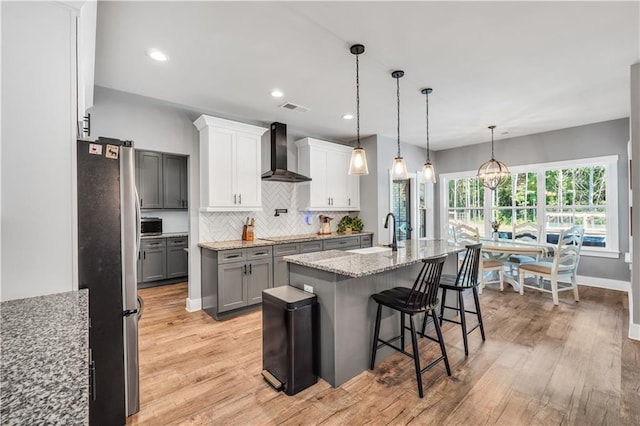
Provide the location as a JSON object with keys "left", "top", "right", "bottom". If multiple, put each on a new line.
{"left": 199, "top": 231, "right": 374, "bottom": 251}
{"left": 198, "top": 239, "right": 275, "bottom": 250}
{"left": 141, "top": 232, "right": 188, "bottom": 239}
{"left": 1, "top": 290, "right": 89, "bottom": 424}
{"left": 284, "top": 239, "right": 464, "bottom": 278}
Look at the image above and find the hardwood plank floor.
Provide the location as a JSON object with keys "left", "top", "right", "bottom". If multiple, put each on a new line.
{"left": 128, "top": 283, "right": 640, "bottom": 425}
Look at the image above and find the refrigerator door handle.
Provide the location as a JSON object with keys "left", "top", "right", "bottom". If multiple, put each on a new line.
{"left": 134, "top": 186, "right": 142, "bottom": 255}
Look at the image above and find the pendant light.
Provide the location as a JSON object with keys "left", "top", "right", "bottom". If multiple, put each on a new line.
{"left": 421, "top": 88, "right": 436, "bottom": 183}
{"left": 348, "top": 44, "right": 369, "bottom": 175}
{"left": 477, "top": 125, "right": 509, "bottom": 190}
{"left": 391, "top": 70, "right": 408, "bottom": 180}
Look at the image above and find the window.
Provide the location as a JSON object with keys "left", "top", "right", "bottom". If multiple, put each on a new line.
{"left": 545, "top": 166, "right": 607, "bottom": 248}
{"left": 441, "top": 155, "right": 619, "bottom": 258}
{"left": 491, "top": 172, "right": 538, "bottom": 237}
{"left": 447, "top": 176, "right": 485, "bottom": 237}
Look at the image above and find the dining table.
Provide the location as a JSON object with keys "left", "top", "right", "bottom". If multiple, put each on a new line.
{"left": 480, "top": 238, "right": 556, "bottom": 291}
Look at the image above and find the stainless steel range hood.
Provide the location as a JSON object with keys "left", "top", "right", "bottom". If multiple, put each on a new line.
{"left": 261, "top": 122, "right": 311, "bottom": 182}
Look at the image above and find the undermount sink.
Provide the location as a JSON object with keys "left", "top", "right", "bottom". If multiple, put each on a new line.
{"left": 347, "top": 246, "right": 392, "bottom": 254}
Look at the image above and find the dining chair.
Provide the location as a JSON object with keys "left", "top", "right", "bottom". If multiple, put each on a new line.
{"left": 518, "top": 225, "right": 584, "bottom": 305}
{"left": 370, "top": 254, "right": 450, "bottom": 398}
{"left": 453, "top": 223, "right": 504, "bottom": 293}
{"left": 507, "top": 222, "right": 542, "bottom": 272}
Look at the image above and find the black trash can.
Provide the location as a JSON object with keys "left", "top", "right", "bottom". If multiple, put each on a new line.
{"left": 262, "top": 286, "right": 318, "bottom": 396}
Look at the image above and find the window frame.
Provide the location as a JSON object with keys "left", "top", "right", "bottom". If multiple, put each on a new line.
{"left": 440, "top": 155, "right": 619, "bottom": 258}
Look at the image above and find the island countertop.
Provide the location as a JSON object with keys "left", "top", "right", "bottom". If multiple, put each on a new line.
{"left": 1, "top": 290, "right": 89, "bottom": 424}
{"left": 284, "top": 239, "right": 464, "bottom": 278}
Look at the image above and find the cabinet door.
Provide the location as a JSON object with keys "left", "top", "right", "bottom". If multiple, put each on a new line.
{"left": 217, "top": 262, "right": 247, "bottom": 312}
{"left": 309, "top": 149, "right": 329, "bottom": 208}
{"left": 137, "top": 151, "right": 163, "bottom": 209}
{"left": 163, "top": 154, "right": 188, "bottom": 209}
{"left": 209, "top": 127, "right": 235, "bottom": 207}
{"left": 234, "top": 131, "right": 261, "bottom": 208}
{"left": 326, "top": 150, "right": 349, "bottom": 207}
{"left": 142, "top": 246, "right": 166, "bottom": 282}
{"left": 347, "top": 173, "right": 360, "bottom": 210}
{"left": 166, "top": 245, "right": 188, "bottom": 279}
{"left": 246, "top": 259, "right": 273, "bottom": 305}
{"left": 273, "top": 256, "right": 289, "bottom": 286}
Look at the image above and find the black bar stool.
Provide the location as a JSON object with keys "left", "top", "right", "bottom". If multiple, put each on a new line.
{"left": 433, "top": 243, "right": 485, "bottom": 356}
{"left": 370, "top": 254, "right": 451, "bottom": 398}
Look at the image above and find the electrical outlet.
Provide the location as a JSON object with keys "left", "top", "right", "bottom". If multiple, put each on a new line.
{"left": 303, "top": 284, "right": 314, "bottom": 294}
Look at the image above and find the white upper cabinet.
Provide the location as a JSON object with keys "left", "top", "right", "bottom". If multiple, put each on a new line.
{"left": 194, "top": 115, "right": 268, "bottom": 211}
{"left": 296, "top": 138, "right": 360, "bottom": 211}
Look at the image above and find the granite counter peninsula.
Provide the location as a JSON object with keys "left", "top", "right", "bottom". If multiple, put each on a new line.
{"left": 284, "top": 239, "right": 464, "bottom": 387}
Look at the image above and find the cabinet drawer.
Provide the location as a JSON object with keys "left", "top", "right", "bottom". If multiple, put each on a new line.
{"left": 323, "top": 237, "right": 360, "bottom": 250}
{"left": 218, "top": 249, "right": 246, "bottom": 264}
{"left": 360, "top": 235, "right": 372, "bottom": 247}
{"left": 300, "top": 241, "right": 323, "bottom": 253}
{"left": 273, "top": 243, "right": 300, "bottom": 257}
{"left": 248, "top": 246, "right": 272, "bottom": 260}
{"left": 167, "top": 237, "right": 188, "bottom": 247}
{"left": 142, "top": 238, "right": 166, "bottom": 249}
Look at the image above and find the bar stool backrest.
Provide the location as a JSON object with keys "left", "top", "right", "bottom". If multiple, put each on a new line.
{"left": 454, "top": 243, "right": 482, "bottom": 288}
{"left": 404, "top": 254, "right": 447, "bottom": 310}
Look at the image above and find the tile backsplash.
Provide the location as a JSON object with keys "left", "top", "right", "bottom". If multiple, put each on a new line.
{"left": 199, "top": 182, "right": 353, "bottom": 242}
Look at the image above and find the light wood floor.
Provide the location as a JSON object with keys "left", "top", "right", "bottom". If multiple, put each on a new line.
{"left": 129, "top": 283, "right": 640, "bottom": 425}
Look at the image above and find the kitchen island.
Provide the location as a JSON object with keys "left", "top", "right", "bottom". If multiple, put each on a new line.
{"left": 285, "top": 239, "right": 463, "bottom": 387}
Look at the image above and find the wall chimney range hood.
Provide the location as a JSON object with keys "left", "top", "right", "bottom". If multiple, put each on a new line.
{"left": 261, "top": 122, "right": 311, "bottom": 183}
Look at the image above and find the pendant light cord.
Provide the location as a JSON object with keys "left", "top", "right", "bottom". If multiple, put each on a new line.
{"left": 356, "top": 53, "right": 360, "bottom": 149}
{"left": 425, "top": 91, "right": 430, "bottom": 162}
{"left": 490, "top": 126, "right": 495, "bottom": 160}
{"left": 396, "top": 75, "right": 401, "bottom": 157}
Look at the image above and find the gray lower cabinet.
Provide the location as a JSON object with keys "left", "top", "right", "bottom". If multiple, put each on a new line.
{"left": 360, "top": 234, "right": 372, "bottom": 248}
{"left": 202, "top": 246, "right": 273, "bottom": 318}
{"left": 141, "top": 239, "right": 167, "bottom": 282}
{"left": 166, "top": 237, "right": 188, "bottom": 278}
{"left": 139, "top": 236, "right": 188, "bottom": 284}
{"left": 273, "top": 243, "right": 301, "bottom": 287}
{"left": 323, "top": 236, "right": 361, "bottom": 251}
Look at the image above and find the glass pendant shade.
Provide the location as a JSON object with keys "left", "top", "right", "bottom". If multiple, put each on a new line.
{"left": 392, "top": 156, "right": 409, "bottom": 180}
{"left": 347, "top": 44, "right": 369, "bottom": 175}
{"left": 477, "top": 125, "right": 509, "bottom": 190}
{"left": 421, "top": 88, "right": 436, "bottom": 184}
{"left": 422, "top": 161, "right": 436, "bottom": 183}
{"left": 349, "top": 146, "right": 369, "bottom": 175}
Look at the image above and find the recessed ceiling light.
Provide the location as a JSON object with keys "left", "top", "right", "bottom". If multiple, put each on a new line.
{"left": 342, "top": 114, "right": 354, "bottom": 120}
{"left": 147, "top": 48, "right": 168, "bottom": 62}
{"left": 271, "top": 89, "right": 284, "bottom": 98}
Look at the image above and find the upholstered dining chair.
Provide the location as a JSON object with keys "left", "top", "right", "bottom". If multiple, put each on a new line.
{"left": 518, "top": 225, "right": 584, "bottom": 305}
{"left": 453, "top": 223, "right": 504, "bottom": 293}
{"left": 507, "top": 222, "right": 542, "bottom": 271}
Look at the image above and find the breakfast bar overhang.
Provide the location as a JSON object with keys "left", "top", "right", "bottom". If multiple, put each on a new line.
{"left": 285, "top": 240, "right": 463, "bottom": 387}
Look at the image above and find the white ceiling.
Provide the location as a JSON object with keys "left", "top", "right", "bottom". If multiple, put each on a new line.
{"left": 94, "top": 1, "right": 640, "bottom": 150}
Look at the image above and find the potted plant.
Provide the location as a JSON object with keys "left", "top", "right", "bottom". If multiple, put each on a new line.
{"left": 337, "top": 216, "right": 364, "bottom": 234}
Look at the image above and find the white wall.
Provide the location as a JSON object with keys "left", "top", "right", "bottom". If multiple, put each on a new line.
{"left": 1, "top": 2, "right": 77, "bottom": 301}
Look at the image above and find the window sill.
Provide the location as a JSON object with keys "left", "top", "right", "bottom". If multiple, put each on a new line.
{"left": 580, "top": 249, "right": 620, "bottom": 259}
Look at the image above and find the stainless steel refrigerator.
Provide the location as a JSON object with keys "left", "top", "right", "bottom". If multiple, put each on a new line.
{"left": 77, "top": 137, "right": 140, "bottom": 424}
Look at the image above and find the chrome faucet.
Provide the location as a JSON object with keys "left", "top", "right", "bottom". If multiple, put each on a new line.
{"left": 384, "top": 212, "right": 398, "bottom": 252}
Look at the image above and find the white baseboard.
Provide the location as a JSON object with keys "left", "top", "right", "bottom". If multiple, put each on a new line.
{"left": 186, "top": 297, "right": 202, "bottom": 312}
{"left": 629, "top": 322, "right": 640, "bottom": 340}
{"left": 576, "top": 275, "right": 630, "bottom": 292}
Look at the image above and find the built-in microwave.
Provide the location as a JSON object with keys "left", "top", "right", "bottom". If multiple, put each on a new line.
{"left": 140, "top": 217, "right": 163, "bottom": 236}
